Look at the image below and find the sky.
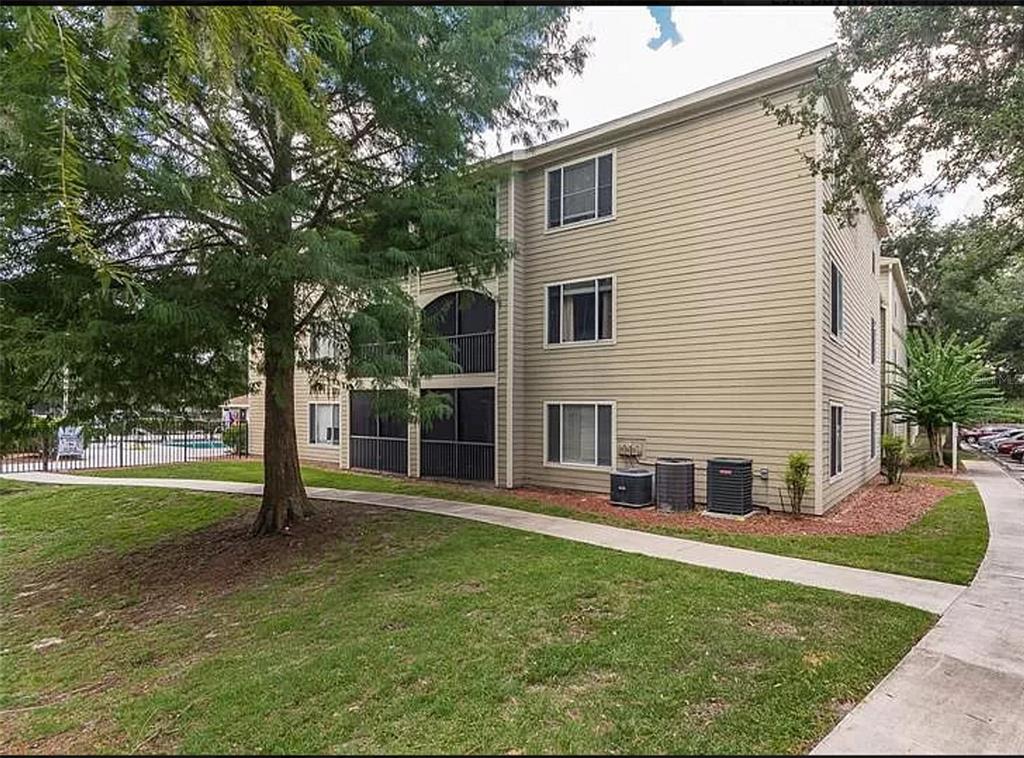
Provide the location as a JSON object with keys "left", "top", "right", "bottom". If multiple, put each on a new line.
{"left": 506, "top": 6, "right": 983, "bottom": 224}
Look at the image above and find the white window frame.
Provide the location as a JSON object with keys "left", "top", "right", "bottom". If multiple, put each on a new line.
{"left": 829, "top": 402, "right": 844, "bottom": 480}
{"left": 544, "top": 148, "right": 617, "bottom": 234}
{"left": 543, "top": 274, "right": 617, "bottom": 348}
{"left": 830, "top": 261, "right": 844, "bottom": 341}
{"left": 542, "top": 400, "right": 616, "bottom": 471}
{"left": 870, "top": 409, "right": 878, "bottom": 460}
{"left": 308, "top": 402, "right": 340, "bottom": 447}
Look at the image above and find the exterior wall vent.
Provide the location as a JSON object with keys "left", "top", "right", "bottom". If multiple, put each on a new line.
{"left": 706, "top": 457, "right": 754, "bottom": 515}
{"left": 610, "top": 468, "right": 654, "bottom": 507}
{"left": 655, "top": 457, "right": 694, "bottom": 512}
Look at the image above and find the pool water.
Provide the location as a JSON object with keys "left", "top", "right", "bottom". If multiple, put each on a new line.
{"left": 167, "top": 440, "right": 227, "bottom": 450}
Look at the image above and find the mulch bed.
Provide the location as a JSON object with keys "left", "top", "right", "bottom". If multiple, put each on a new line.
{"left": 509, "top": 475, "right": 955, "bottom": 537}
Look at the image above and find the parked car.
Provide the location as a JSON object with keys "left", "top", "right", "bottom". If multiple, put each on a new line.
{"left": 1011, "top": 445, "right": 1024, "bottom": 462}
{"left": 996, "top": 437, "right": 1024, "bottom": 454}
{"left": 963, "top": 425, "right": 1010, "bottom": 443}
{"left": 988, "top": 430, "right": 1024, "bottom": 452}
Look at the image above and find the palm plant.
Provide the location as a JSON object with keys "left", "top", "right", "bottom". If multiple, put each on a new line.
{"left": 887, "top": 331, "right": 1003, "bottom": 467}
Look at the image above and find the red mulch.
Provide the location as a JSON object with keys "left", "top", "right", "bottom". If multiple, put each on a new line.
{"left": 508, "top": 475, "right": 955, "bottom": 537}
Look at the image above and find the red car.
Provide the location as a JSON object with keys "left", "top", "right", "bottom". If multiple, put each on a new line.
{"left": 997, "top": 438, "right": 1024, "bottom": 455}
{"left": 1012, "top": 445, "right": 1024, "bottom": 462}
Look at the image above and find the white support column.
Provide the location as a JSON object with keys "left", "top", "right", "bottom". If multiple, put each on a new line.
{"left": 951, "top": 422, "right": 958, "bottom": 475}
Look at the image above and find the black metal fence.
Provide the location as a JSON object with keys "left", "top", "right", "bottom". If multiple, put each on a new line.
{"left": 349, "top": 435, "right": 408, "bottom": 475}
{"left": 420, "top": 440, "right": 494, "bottom": 481}
{"left": 0, "top": 417, "right": 249, "bottom": 474}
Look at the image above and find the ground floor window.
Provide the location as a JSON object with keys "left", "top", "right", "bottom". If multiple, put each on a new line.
{"left": 870, "top": 409, "right": 878, "bottom": 459}
{"left": 829, "top": 403, "right": 843, "bottom": 477}
{"left": 309, "top": 403, "right": 340, "bottom": 445}
{"left": 545, "top": 402, "right": 613, "bottom": 467}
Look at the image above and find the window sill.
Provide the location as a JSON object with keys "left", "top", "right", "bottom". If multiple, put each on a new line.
{"left": 309, "top": 442, "right": 340, "bottom": 448}
{"left": 829, "top": 469, "right": 844, "bottom": 483}
{"left": 543, "top": 338, "right": 616, "bottom": 350}
{"left": 543, "top": 460, "right": 613, "bottom": 473}
{"left": 544, "top": 214, "right": 616, "bottom": 236}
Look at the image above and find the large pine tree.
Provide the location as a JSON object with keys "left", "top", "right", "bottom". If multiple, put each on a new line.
{"left": 0, "top": 6, "right": 588, "bottom": 533}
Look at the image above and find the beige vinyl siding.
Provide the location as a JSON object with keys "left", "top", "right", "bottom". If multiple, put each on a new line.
{"left": 246, "top": 359, "right": 343, "bottom": 467}
{"left": 515, "top": 87, "right": 819, "bottom": 509}
{"left": 820, "top": 182, "right": 883, "bottom": 510}
{"left": 247, "top": 348, "right": 265, "bottom": 458}
{"left": 879, "top": 262, "right": 911, "bottom": 442}
{"left": 510, "top": 172, "right": 528, "bottom": 487}
{"left": 295, "top": 368, "right": 343, "bottom": 466}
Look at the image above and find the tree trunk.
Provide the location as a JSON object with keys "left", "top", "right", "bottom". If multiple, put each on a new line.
{"left": 926, "top": 424, "right": 942, "bottom": 468}
{"left": 251, "top": 284, "right": 310, "bottom": 536}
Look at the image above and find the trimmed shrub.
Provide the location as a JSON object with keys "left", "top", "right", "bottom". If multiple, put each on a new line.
{"left": 881, "top": 434, "right": 908, "bottom": 485}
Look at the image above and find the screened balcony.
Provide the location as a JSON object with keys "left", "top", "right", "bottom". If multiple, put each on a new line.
{"left": 420, "top": 388, "right": 495, "bottom": 482}
{"left": 422, "top": 290, "right": 495, "bottom": 375}
{"left": 349, "top": 390, "right": 408, "bottom": 475}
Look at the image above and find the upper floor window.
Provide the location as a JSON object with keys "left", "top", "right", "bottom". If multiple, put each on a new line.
{"left": 546, "top": 276, "right": 613, "bottom": 346}
{"left": 310, "top": 329, "right": 339, "bottom": 360}
{"left": 547, "top": 152, "right": 614, "bottom": 229}
{"left": 830, "top": 262, "right": 844, "bottom": 338}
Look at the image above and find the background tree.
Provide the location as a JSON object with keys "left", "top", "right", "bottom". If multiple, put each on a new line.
{"left": 885, "top": 212, "right": 1024, "bottom": 398}
{"left": 1, "top": 6, "right": 588, "bottom": 534}
{"left": 887, "top": 331, "right": 1003, "bottom": 467}
{"left": 766, "top": 7, "right": 1024, "bottom": 394}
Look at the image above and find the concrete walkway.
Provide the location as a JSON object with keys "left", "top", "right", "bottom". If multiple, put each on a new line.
{"left": 4, "top": 471, "right": 961, "bottom": 614}
{"left": 812, "top": 458, "right": 1024, "bottom": 755}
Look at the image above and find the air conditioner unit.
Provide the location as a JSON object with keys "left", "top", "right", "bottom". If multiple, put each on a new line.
{"left": 706, "top": 457, "right": 753, "bottom": 516}
{"left": 655, "top": 457, "right": 694, "bottom": 512}
{"left": 610, "top": 468, "right": 654, "bottom": 508}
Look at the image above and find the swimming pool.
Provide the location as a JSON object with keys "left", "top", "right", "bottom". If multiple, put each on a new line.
{"left": 166, "top": 440, "right": 227, "bottom": 450}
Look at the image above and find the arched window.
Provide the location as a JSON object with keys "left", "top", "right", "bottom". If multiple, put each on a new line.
{"left": 421, "top": 290, "right": 495, "bottom": 374}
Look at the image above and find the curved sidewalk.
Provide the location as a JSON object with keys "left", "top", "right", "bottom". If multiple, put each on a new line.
{"left": 4, "top": 470, "right": 961, "bottom": 614}
{"left": 812, "top": 458, "right": 1024, "bottom": 754}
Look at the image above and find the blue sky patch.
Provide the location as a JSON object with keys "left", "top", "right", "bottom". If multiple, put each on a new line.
{"left": 646, "top": 6, "right": 682, "bottom": 50}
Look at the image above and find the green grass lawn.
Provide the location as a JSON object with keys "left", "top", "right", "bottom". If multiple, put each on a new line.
{"left": 90, "top": 460, "right": 988, "bottom": 585}
{"left": 1, "top": 483, "right": 934, "bottom": 754}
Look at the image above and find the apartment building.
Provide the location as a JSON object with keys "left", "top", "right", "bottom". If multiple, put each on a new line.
{"left": 249, "top": 45, "right": 905, "bottom": 514}
{"left": 879, "top": 256, "right": 914, "bottom": 441}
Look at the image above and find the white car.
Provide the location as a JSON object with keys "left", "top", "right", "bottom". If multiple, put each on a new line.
{"left": 983, "top": 429, "right": 1024, "bottom": 451}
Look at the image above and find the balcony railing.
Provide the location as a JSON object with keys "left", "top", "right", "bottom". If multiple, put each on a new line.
{"left": 441, "top": 331, "right": 495, "bottom": 374}
{"left": 351, "top": 332, "right": 494, "bottom": 378}
{"left": 349, "top": 341, "right": 408, "bottom": 378}
{"left": 420, "top": 439, "right": 494, "bottom": 481}
{"left": 349, "top": 435, "right": 408, "bottom": 475}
